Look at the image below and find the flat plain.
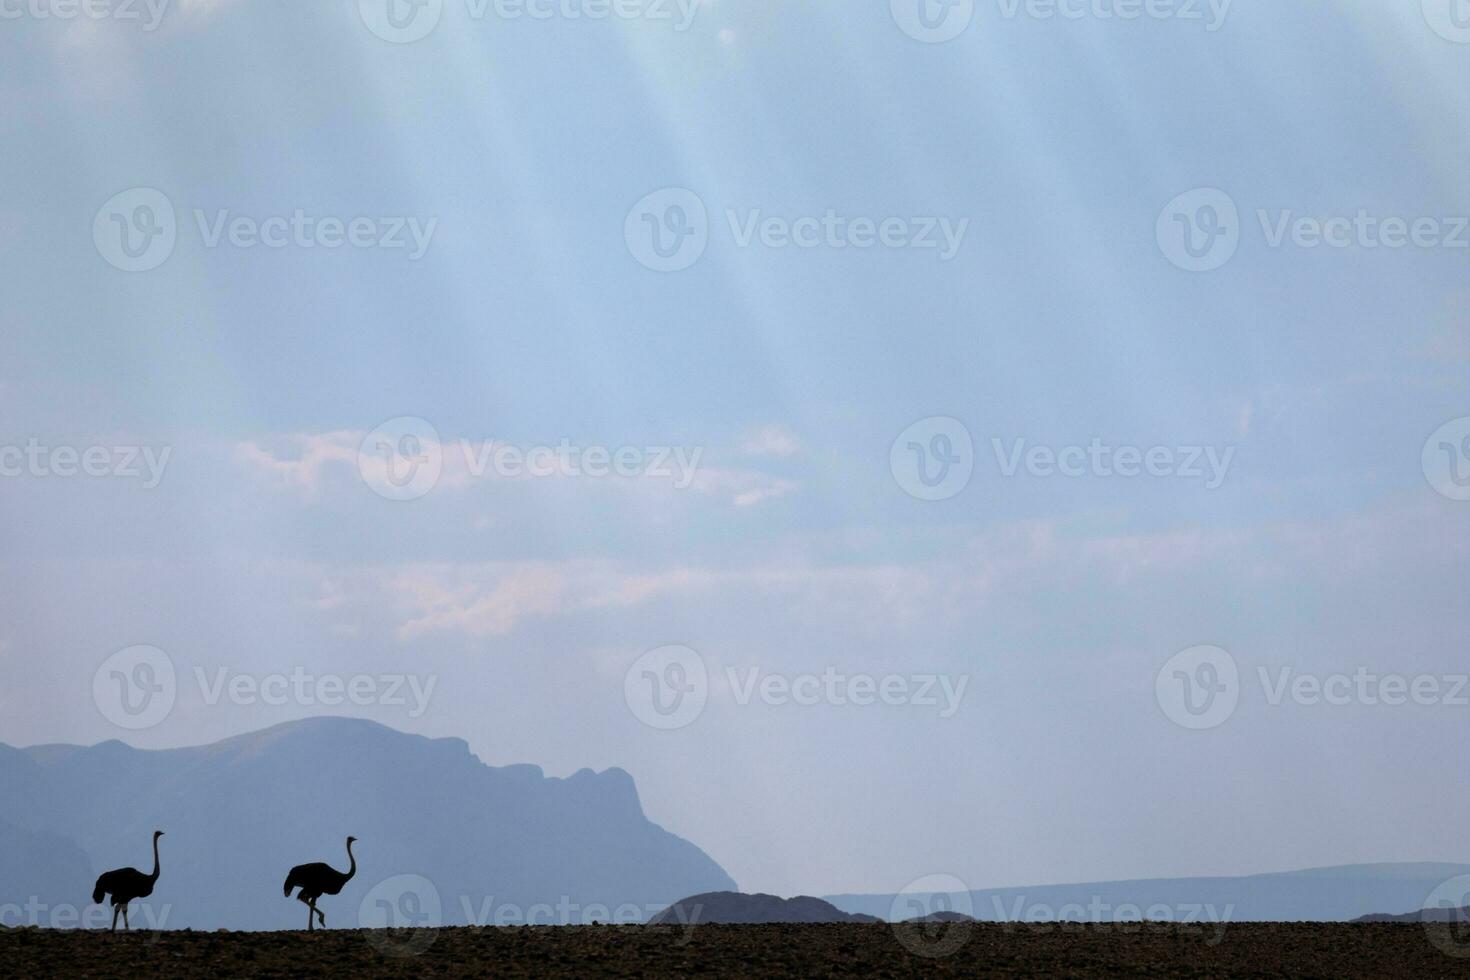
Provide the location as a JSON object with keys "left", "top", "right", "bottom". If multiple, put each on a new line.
{"left": 4, "top": 921, "right": 1468, "bottom": 978}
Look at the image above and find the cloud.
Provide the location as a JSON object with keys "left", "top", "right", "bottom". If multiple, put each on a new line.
{"left": 393, "top": 564, "right": 570, "bottom": 640}
{"left": 234, "top": 429, "right": 793, "bottom": 507}
{"left": 1237, "top": 402, "right": 1254, "bottom": 437}
{"left": 684, "top": 466, "right": 799, "bottom": 507}
{"left": 233, "top": 432, "right": 362, "bottom": 499}
{"left": 739, "top": 425, "right": 801, "bottom": 458}
{"left": 293, "top": 517, "right": 1268, "bottom": 644}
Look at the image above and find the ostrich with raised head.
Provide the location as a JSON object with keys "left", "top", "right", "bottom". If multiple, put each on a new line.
{"left": 283, "top": 836, "right": 357, "bottom": 930}
{"left": 92, "top": 830, "right": 164, "bottom": 932}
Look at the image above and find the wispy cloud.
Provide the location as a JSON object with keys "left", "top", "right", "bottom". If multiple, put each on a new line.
{"left": 739, "top": 425, "right": 801, "bottom": 458}
{"left": 233, "top": 429, "right": 796, "bottom": 507}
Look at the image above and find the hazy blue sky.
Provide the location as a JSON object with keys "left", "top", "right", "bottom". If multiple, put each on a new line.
{"left": 3, "top": 0, "right": 1470, "bottom": 897}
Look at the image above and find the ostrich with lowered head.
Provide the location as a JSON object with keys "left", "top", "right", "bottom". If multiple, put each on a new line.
{"left": 92, "top": 830, "right": 164, "bottom": 932}
{"left": 283, "top": 836, "right": 357, "bottom": 930}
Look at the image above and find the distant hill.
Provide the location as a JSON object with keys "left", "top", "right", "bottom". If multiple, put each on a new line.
{"left": 1355, "top": 907, "right": 1470, "bottom": 924}
{"left": 902, "top": 910, "right": 974, "bottom": 923}
{"left": 648, "top": 892, "right": 879, "bottom": 925}
{"left": 0, "top": 818, "right": 96, "bottom": 925}
{"left": 0, "top": 718, "right": 734, "bottom": 930}
{"left": 827, "top": 864, "right": 1470, "bottom": 923}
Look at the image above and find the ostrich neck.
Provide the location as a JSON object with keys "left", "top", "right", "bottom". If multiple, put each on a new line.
{"left": 345, "top": 840, "right": 356, "bottom": 881}
{"left": 150, "top": 836, "right": 160, "bottom": 880}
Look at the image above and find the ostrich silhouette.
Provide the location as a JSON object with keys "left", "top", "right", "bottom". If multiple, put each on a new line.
{"left": 283, "top": 836, "right": 357, "bottom": 930}
{"left": 91, "top": 830, "right": 163, "bottom": 932}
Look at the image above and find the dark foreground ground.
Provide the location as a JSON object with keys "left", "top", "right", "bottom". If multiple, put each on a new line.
{"left": 4, "top": 922, "right": 1470, "bottom": 978}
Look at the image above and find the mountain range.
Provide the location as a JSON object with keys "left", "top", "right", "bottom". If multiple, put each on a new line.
{"left": 0, "top": 717, "right": 734, "bottom": 930}
{"left": 4, "top": 718, "right": 1464, "bottom": 930}
{"left": 825, "top": 864, "right": 1470, "bottom": 924}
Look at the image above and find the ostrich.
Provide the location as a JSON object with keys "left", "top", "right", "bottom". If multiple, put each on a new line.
{"left": 283, "top": 836, "right": 357, "bottom": 930}
{"left": 91, "top": 830, "right": 164, "bottom": 932}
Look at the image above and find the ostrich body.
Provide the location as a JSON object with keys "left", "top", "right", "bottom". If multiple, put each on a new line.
{"left": 283, "top": 836, "right": 357, "bottom": 930}
{"left": 91, "top": 830, "right": 163, "bottom": 932}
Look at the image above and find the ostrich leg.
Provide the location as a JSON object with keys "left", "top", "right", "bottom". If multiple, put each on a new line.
{"left": 110, "top": 905, "right": 119, "bottom": 932}
{"left": 122, "top": 905, "right": 130, "bottom": 930}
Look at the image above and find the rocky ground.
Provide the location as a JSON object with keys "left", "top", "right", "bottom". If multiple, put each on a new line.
{"left": 4, "top": 921, "right": 1469, "bottom": 977}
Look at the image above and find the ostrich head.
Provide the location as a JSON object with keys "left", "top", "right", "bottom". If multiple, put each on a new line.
{"left": 153, "top": 830, "right": 165, "bottom": 839}
{"left": 347, "top": 836, "right": 357, "bottom": 845}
